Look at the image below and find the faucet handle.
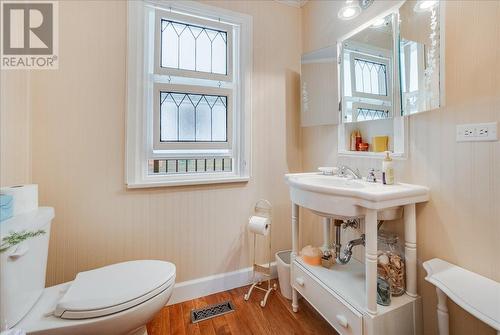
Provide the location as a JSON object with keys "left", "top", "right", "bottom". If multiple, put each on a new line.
{"left": 366, "top": 168, "right": 379, "bottom": 183}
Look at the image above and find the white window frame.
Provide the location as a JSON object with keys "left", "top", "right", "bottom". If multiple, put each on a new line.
{"left": 349, "top": 51, "right": 392, "bottom": 103}
{"left": 126, "top": 0, "right": 252, "bottom": 188}
{"left": 153, "top": 83, "right": 233, "bottom": 150}
{"left": 340, "top": 41, "right": 394, "bottom": 122}
{"left": 351, "top": 102, "right": 390, "bottom": 122}
{"left": 154, "top": 9, "right": 233, "bottom": 82}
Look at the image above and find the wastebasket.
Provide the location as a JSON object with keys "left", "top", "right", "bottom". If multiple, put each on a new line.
{"left": 275, "top": 250, "right": 292, "bottom": 300}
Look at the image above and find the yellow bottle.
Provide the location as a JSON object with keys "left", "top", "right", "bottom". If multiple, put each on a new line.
{"left": 382, "top": 151, "right": 394, "bottom": 185}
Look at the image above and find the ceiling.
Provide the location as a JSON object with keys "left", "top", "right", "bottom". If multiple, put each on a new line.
{"left": 275, "top": 0, "right": 308, "bottom": 8}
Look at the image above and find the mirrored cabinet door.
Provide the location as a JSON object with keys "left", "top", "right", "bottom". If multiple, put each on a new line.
{"left": 338, "top": 13, "right": 397, "bottom": 124}
{"left": 300, "top": 46, "right": 338, "bottom": 127}
{"left": 399, "top": 0, "right": 444, "bottom": 115}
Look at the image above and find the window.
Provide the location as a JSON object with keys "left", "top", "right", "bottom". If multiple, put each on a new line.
{"left": 341, "top": 42, "right": 392, "bottom": 123}
{"left": 153, "top": 84, "right": 232, "bottom": 150}
{"left": 126, "top": 2, "right": 252, "bottom": 188}
{"left": 154, "top": 11, "right": 233, "bottom": 82}
{"left": 352, "top": 103, "right": 390, "bottom": 122}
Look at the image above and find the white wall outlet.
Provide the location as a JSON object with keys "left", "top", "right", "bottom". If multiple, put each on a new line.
{"left": 456, "top": 122, "right": 498, "bottom": 142}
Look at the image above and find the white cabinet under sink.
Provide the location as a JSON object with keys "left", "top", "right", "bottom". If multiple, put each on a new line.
{"left": 285, "top": 173, "right": 429, "bottom": 335}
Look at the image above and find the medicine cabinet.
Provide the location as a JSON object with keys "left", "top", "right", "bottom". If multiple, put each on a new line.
{"left": 299, "top": 0, "right": 444, "bottom": 158}
{"left": 300, "top": 46, "right": 338, "bottom": 127}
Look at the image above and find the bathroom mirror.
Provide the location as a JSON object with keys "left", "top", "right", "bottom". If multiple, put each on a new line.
{"left": 338, "top": 13, "right": 398, "bottom": 123}
{"left": 399, "top": 0, "right": 443, "bottom": 115}
{"left": 300, "top": 46, "right": 338, "bottom": 127}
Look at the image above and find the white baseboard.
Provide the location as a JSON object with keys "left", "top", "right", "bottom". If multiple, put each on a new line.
{"left": 168, "top": 263, "right": 277, "bottom": 305}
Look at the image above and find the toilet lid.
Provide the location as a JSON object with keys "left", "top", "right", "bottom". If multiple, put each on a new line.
{"left": 54, "top": 260, "right": 175, "bottom": 319}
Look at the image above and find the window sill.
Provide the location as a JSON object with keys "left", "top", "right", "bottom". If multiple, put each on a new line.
{"left": 127, "top": 174, "right": 249, "bottom": 188}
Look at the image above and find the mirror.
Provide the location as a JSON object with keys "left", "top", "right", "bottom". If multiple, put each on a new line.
{"left": 338, "top": 13, "right": 397, "bottom": 123}
{"left": 300, "top": 47, "right": 337, "bottom": 127}
{"left": 399, "top": 0, "right": 442, "bottom": 115}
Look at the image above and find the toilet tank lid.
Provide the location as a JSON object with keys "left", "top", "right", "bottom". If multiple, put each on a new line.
{"left": 55, "top": 260, "right": 175, "bottom": 317}
{"left": 0, "top": 207, "right": 54, "bottom": 239}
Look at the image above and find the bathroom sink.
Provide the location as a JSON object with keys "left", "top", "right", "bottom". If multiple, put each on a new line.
{"left": 296, "top": 175, "right": 366, "bottom": 189}
{"left": 285, "top": 173, "right": 429, "bottom": 217}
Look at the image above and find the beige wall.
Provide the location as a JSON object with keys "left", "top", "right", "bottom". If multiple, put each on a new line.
{"left": 2, "top": 1, "right": 499, "bottom": 334}
{"left": 301, "top": 1, "right": 500, "bottom": 335}
{"left": 0, "top": 71, "right": 31, "bottom": 187}
{"left": 24, "top": 0, "right": 301, "bottom": 285}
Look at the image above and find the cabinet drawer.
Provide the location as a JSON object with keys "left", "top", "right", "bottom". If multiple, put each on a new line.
{"left": 292, "top": 262, "right": 363, "bottom": 335}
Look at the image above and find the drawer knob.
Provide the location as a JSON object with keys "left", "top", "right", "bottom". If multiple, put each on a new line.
{"left": 295, "top": 277, "right": 305, "bottom": 287}
{"left": 336, "top": 314, "right": 348, "bottom": 328}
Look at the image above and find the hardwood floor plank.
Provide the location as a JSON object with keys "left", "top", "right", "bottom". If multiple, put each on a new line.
{"left": 147, "top": 305, "right": 170, "bottom": 335}
{"left": 147, "top": 282, "right": 337, "bottom": 335}
{"left": 217, "top": 291, "right": 251, "bottom": 335}
{"left": 203, "top": 293, "right": 232, "bottom": 335}
{"left": 193, "top": 297, "right": 217, "bottom": 335}
{"left": 231, "top": 286, "right": 273, "bottom": 334}
{"left": 169, "top": 303, "right": 186, "bottom": 335}
{"left": 181, "top": 300, "right": 201, "bottom": 335}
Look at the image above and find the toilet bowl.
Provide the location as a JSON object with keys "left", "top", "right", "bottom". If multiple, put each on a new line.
{"left": 0, "top": 207, "right": 176, "bottom": 335}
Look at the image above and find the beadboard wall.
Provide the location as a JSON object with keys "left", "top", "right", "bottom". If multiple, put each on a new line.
{"left": 24, "top": 0, "right": 302, "bottom": 285}
{"left": 0, "top": 71, "right": 31, "bottom": 187}
{"left": 300, "top": 1, "right": 500, "bottom": 335}
{"left": 1, "top": 1, "right": 498, "bottom": 334}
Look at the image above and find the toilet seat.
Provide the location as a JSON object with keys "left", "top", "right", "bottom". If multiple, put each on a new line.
{"left": 54, "top": 260, "right": 175, "bottom": 320}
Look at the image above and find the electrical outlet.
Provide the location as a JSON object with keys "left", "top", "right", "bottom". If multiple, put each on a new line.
{"left": 456, "top": 122, "right": 498, "bottom": 142}
{"left": 477, "top": 126, "right": 489, "bottom": 137}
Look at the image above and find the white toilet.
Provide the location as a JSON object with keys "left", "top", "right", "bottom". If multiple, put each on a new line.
{"left": 0, "top": 207, "right": 176, "bottom": 335}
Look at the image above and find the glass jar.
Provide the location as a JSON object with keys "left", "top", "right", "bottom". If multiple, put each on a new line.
{"left": 377, "top": 230, "right": 405, "bottom": 296}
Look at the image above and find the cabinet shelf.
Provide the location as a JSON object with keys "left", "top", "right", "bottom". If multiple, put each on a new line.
{"left": 295, "top": 257, "right": 417, "bottom": 317}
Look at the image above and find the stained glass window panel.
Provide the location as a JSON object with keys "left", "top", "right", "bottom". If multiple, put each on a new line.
{"left": 160, "top": 20, "right": 228, "bottom": 75}
{"left": 160, "top": 92, "right": 227, "bottom": 142}
{"left": 354, "top": 58, "right": 387, "bottom": 96}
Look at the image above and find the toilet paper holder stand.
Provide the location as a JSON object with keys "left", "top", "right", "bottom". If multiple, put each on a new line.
{"left": 244, "top": 199, "right": 277, "bottom": 307}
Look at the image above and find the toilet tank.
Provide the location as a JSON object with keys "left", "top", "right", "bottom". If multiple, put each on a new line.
{"left": 0, "top": 207, "right": 54, "bottom": 329}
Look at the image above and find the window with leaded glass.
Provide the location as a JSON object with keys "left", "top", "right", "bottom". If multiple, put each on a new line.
{"left": 126, "top": 2, "right": 251, "bottom": 187}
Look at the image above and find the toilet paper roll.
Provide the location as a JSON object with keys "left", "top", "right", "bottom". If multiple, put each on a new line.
{"left": 248, "top": 216, "right": 270, "bottom": 236}
{"left": 0, "top": 184, "right": 38, "bottom": 216}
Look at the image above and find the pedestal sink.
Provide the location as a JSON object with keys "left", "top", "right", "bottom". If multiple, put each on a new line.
{"left": 285, "top": 172, "right": 429, "bottom": 218}
{"left": 285, "top": 172, "right": 430, "bottom": 335}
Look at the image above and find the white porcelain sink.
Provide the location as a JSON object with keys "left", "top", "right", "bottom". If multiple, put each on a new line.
{"left": 298, "top": 176, "right": 366, "bottom": 189}
{"left": 285, "top": 173, "right": 429, "bottom": 218}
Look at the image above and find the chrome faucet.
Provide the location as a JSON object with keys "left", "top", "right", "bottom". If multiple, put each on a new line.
{"left": 337, "top": 165, "right": 362, "bottom": 179}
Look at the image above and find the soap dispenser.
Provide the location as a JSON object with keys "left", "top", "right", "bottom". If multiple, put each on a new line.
{"left": 382, "top": 151, "right": 394, "bottom": 185}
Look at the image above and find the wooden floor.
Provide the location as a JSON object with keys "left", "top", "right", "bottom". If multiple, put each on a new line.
{"left": 147, "top": 281, "right": 337, "bottom": 335}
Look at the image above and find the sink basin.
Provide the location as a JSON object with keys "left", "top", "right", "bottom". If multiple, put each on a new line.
{"left": 297, "top": 176, "right": 366, "bottom": 189}
{"left": 285, "top": 173, "right": 429, "bottom": 218}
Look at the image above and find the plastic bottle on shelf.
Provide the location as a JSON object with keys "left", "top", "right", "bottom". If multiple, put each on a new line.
{"left": 382, "top": 151, "right": 394, "bottom": 185}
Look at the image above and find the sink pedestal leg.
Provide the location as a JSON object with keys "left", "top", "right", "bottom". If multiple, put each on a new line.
{"left": 291, "top": 203, "right": 299, "bottom": 313}
{"left": 436, "top": 287, "right": 449, "bottom": 335}
{"left": 365, "top": 208, "right": 378, "bottom": 316}
{"left": 404, "top": 203, "right": 417, "bottom": 297}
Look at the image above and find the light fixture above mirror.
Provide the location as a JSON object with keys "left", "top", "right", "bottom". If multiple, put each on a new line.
{"left": 338, "top": 0, "right": 362, "bottom": 20}
{"left": 338, "top": 0, "right": 375, "bottom": 21}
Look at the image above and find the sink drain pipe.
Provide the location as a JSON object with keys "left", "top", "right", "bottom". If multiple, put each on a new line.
{"left": 334, "top": 218, "right": 384, "bottom": 264}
